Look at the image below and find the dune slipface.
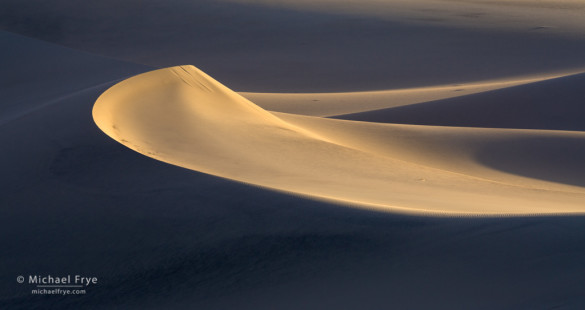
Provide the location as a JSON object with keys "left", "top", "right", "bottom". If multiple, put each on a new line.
{"left": 93, "top": 65, "right": 585, "bottom": 216}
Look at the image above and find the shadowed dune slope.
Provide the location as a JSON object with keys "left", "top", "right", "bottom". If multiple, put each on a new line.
{"left": 334, "top": 72, "right": 585, "bottom": 131}
{"left": 0, "top": 31, "right": 149, "bottom": 125}
{"left": 5, "top": 0, "right": 585, "bottom": 92}
{"left": 93, "top": 65, "right": 585, "bottom": 216}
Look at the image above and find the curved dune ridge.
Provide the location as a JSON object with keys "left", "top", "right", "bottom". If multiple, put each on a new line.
{"left": 93, "top": 65, "right": 585, "bottom": 216}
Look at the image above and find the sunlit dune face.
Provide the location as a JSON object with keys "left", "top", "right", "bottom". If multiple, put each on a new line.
{"left": 93, "top": 65, "right": 585, "bottom": 216}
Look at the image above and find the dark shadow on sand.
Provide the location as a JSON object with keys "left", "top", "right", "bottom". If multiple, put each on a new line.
{"left": 475, "top": 136, "right": 585, "bottom": 188}
{"left": 3, "top": 0, "right": 585, "bottom": 92}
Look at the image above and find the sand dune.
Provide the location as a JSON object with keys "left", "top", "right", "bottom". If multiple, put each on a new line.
{"left": 5, "top": 1, "right": 585, "bottom": 307}
{"left": 5, "top": 0, "right": 585, "bottom": 92}
{"left": 241, "top": 71, "right": 579, "bottom": 117}
{"left": 334, "top": 71, "right": 585, "bottom": 131}
{"left": 226, "top": 0, "right": 585, "bottom": 36}
{"left": 93, "top": 65, "right": 585, "bottom": 215}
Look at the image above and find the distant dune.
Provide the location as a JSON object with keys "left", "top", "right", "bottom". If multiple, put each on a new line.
{"left": 93, "top": 65, "right": 585, "bottom": 215}
{"left": 4, "top": 0, "right": 585, "bottom": 91}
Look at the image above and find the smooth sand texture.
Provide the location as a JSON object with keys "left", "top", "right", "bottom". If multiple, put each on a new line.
{"left": 0, "top": 0, "right": 585, "bottom": 310}
{"left": 333, "top": 72, "right": 585, "bottom": 131}
{"left": 226, "top": 0, "right": 585, "bottom": 35}
{"left": 4, "top": 1, "right": 585, "bottom": 308}
{"left": 4, "top": 0, "right": 585, "bottom": 92}
{"left": 241, "top": 72, "right": 578, "bottom": 117}
{"left": 93, "top": 65, "right": 585, "bottom": 215}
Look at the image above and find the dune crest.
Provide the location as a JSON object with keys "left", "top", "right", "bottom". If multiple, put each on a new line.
{"left": 93, "top": 66, "right": 585, "bottom": 216}
{"left": 241, "top": 71, "right": 577, "bottom": 117}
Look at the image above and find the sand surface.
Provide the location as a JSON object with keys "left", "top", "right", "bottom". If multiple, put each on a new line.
{"left": 2, "top": 0, "right": 585, "bottom": 308}
{"left": 94, "top": 65, "right": 585, "bottom": 215}
{"left": 4, "top": 0, "right": 585, "bottom": 91}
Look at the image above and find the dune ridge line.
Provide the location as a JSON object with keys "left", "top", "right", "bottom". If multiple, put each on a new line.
{"left": 93, "top": 65, "right": 585, "bottom": 216}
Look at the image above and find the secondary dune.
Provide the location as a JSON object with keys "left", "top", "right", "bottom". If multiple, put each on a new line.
{"left": 241, "top": 71, "right": 577, "bottom": 117}
{"left": 93, "top": 65, "right": 585, "bottom": 216}
{"left": 333, "top": 72, "right": 585, "bottom": 131}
